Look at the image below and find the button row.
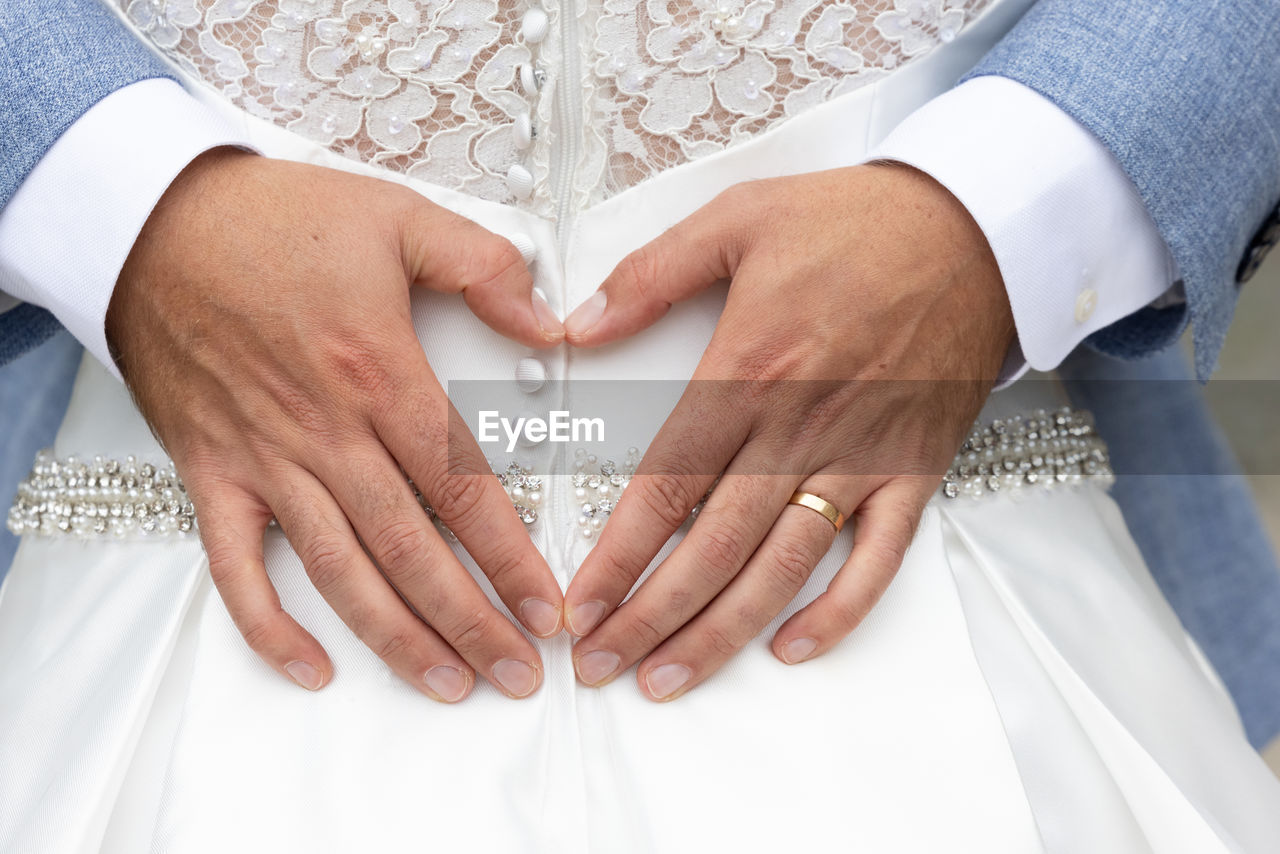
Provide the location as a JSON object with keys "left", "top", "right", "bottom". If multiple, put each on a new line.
{"left": 506, "top": 6, "right": 549, "bottom": 200}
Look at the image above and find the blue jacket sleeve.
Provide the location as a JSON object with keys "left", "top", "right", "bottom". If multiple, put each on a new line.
{"left": 965, "top": 0, "right": 1280, "bottom": 380}
{"left": 0, "top": 0, "right": 177, "bottom": 364}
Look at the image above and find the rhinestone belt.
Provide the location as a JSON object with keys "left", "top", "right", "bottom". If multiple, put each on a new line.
{"left": 7, "top": 407, "right": 1112, "bottom": 541}
{"left": 943, "top": 407, "right": 1114, "bottom": 499}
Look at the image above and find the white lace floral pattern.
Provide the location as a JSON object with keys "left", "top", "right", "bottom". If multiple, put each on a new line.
{"left": 114, "top": 0, "right": 988, "bottom": 211}
{"left": 583, "top": 0, "right": 986, "bottom": 200}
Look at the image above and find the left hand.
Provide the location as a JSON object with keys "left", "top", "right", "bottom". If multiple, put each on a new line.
{"left": 560, "top": 163, "right": 1015, "bottom": 701}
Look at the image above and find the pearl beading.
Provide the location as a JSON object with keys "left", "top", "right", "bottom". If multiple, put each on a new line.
{"left": 7, "top": 407, "right": 1113, "bottom": 540}
{"left": 415, "top": 461, "right": 546, "bottom": 541}
{"left": 6, "top": 452, "right": 196, "bottom": 539}
{"left": 570, "top": 447, "right": 639, "bottom": 540}
{"left": 942, "top": 407, "right": 1114, "bottom": 499}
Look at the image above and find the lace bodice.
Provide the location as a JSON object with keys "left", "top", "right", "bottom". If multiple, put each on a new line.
{"left": 118, "top": 0, "right": 988, "bottom": 217}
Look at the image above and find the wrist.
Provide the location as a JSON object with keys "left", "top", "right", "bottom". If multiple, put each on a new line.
{"left": 863, "top": 161, "right": 1014, "bottom": 380}
{"left": 107, "top": 147, "right": 258, "bottom": 375}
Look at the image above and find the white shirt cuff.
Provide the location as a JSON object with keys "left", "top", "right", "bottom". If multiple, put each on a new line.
{"left": 0, "top": 79, "right": 254, "bottom": 379}
{"left": 869, "top": 76, "right": 1178, "bottom": 386}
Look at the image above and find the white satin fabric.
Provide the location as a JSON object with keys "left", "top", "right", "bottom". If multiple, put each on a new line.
{"left": 3, "top": 0, "right": 1280, "bottom": 850}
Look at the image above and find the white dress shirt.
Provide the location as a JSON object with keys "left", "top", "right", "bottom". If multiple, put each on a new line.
{"left": 0, "top": 80, "right": 249, "bottom": 378}
{"left": 871, "top": 75, "right": 1178, "bottom": 383}
{"left": 0, "top": 75, "right": 1175, "bottom": 382}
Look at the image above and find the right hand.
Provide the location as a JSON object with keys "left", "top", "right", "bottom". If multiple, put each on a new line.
{"left": 107, "top": 148, "right": 566, "bottom": 702}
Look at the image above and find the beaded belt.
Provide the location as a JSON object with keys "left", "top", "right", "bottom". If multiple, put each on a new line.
{"left": 7, "top": 407, "right": 1112, "bottom": 541}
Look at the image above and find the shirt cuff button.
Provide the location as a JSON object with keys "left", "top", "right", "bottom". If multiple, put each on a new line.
{"left": 1074, "top": 288, "right": 1098, "bottom": 324}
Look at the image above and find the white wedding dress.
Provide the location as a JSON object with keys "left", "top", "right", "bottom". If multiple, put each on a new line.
{"left": 3, "top": 0, "right": 1280, "bottom": 851}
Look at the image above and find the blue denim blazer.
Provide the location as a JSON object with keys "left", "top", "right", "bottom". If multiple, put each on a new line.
{"left": 0, "top": 0, "right": 176, "bottom": 362}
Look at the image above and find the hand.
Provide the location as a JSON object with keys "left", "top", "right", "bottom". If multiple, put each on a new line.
{"left": 559, "top": 163, "right": 1013, "bottom": 700}
{"left": 108, "top": 148, "right": 567, "bottom": 701}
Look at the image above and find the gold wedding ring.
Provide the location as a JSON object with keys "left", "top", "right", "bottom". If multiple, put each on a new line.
{"left": 787, "top": 491, "right": 846, "bottom": 533}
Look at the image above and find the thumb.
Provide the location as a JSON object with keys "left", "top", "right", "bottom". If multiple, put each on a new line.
{"left": 401, "top": 200, "right": 564, "bottom": 348}
{"left": 564, "top": 192, "right": 749, "bottom": 347}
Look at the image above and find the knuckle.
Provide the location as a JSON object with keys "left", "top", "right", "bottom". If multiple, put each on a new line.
{"left": 464, "top": 234, "right": 529, "bottom": 290}
{"left": 637, "top": 475, "right": 701, "bottom": 530}
{"left": 203, "top": 538, "right": 244, "bottom": 582}
{"left": 617, "top": 247, "right": 661, "bottom": 301}
{"left": 430, "top": 473, "right": 488, "bottom": 521}
{"left": 624, "top": 610, "right": 668, "bottom": 650}
{"left": 732, "top": 598, "right": 768, "bottom": 632}
{"left": 731, "top": 343, "right": 804, "bottom": 386}
{"left": 594, "top": 547, "right": 646, "bottom": 594}
{"left": 769, "top": 537, "right": 816, "bottom": 591}
{"left": 239, "top": 612, "right": 281, "bottom": 653}
{"left": 475, "top": 539, "right": 526, "bottom": 588}
{"left": 325, "top": 338, "right": 399, "bottom": 402}
{"left": 376, "top": 629, "right": 417, "bottom": 663}
{"left": 270, "top": 382, "right": 328, "bottom": 435}
{"left": 301, "top": 538, "right": 353, "bottom": 598}
{"left": 445, "top": 608, "right": 495, "bottom": 653}
{"left": 700, "top": 623, "right": 744, "bottom": 659}
{"left": 368, "top": 517, "right": 430, "bottom": 577}
{"left": 794, "top": 386, "right": 856, "bottom": 437}
{"left": 829, "top": 592, "right": 872, "bottom": 633}
{"left": 691, "top": 524, "right": 747, "bottom": 579}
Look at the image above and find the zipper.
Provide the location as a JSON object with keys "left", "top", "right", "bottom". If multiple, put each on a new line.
{"left": 550, "top": 0, "right": 583, "bottom": 252}
{"left": 544, "top": 11, "right": 589, "bottom": 847}
{"left": 548, "top": 0, "right": 584, "bottom": 563}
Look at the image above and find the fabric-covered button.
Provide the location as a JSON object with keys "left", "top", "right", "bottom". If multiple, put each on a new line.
{"left": 508, "top": 232, "right": 537, "bottom": 265}
{"left": 519, "top": 63, "right": 539, "bottom": 95}
{"left": 521, "top": 8, "right": 549, "bottom": 43}
{"left": 506, "top": 164, "right": 534, "bottom": 199}
{"left": 1074, "top": 288, "right": 1098, "bottom": 324}
{"left": 516, "top": 357, "right": 547, "bottom": 393}
{"left": 513, "top": 113, "right": 533, "bottom": 150}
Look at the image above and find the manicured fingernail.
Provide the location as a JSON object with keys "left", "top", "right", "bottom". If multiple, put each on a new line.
{"left": 567, "top": 600, "right": 606, "bottom": 636}
{"left": 644, "top": 663, "right": 691, "bottom": 700}
{"left": 284, "top": 660, "right": 323, "bottom": 691}
{"left": 565, "top": 291, "right": 607, "bottom": 337}
{"left": 780, "top": 637, "right": 817, "bottom": 664}
{"left": 531, "top": 289, "right": 563, "bottom": 339}
{"left": 424, "top": 665, "right": 470, "bottom": 702}
{"left": 519, "top": 597, "right": 562, "bottom": 637}
{"left": 576, "top": 649, "right": 621, "bottom": 685}
{"left": 493, "top": 658, "right": 539, "bottom": 697}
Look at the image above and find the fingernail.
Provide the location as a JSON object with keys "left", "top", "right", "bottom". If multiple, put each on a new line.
{"left": 567, "top": 600, "right": 606, "bottom": 636}
{"left": 424, "top": 665, "right": 470, "bottom": 702}
{"left": 492, "top": 658, "right": 539, "bottom": 698}
{"left": 519, "top": 597, "right": 562, "bottom": 637}
{"left": 531, "top": 289, "right": 564, "bottom": 339}
{"left": 780, "top": 637, "right": 817, "bottom": 664}
{"left": 576, "top": 649, "right": 621, "bottom": 685}
{"left": 565, "top": 291, "right": 607, "bottom": 337}
{"left": 644, "top": 663, "right": 691, "bottom": 700}
{"left": 284, "top": 660, "right": 323, "bottom": 691}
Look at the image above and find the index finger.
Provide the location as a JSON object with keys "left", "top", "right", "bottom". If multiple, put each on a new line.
{"left": 562, "top": 379, "right": 750, "bottom": 636}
